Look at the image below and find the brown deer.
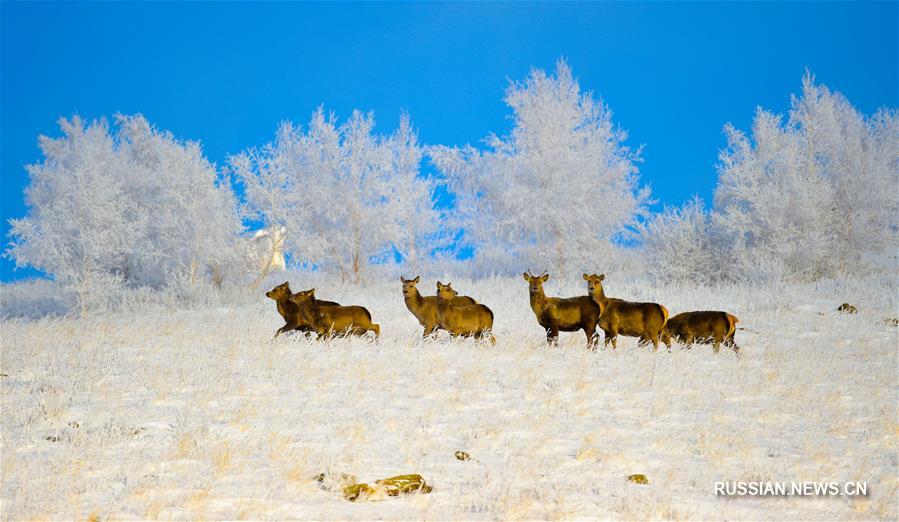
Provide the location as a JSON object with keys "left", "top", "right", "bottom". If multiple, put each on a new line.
{"left": 523, "top": 270, "right": 600, "bottom": 348}
{"left": 266, "top": 282, "right": 340, "bottom": 337}
{"left": 435, "top": 282, "right": 495, "bottom": 344}
{"left": 400, "top": 276, "right": 476, "bottom": 337}
{"left": 288, "top": 289, "right": 380, "bottom": 339}
{"left": 583, "top": 273, "right": 668, "bottom": 350}
{"left": 661, "top": 311, "right": 740, "bottom": 354}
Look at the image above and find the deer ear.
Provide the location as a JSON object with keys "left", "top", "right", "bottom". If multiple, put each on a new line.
{"left": 413, "top": 276, "right": 420, "bottom": 284}
{"left": 523, "top": 272, "right": 530, "bottom": 281}
{"left": 309, "top": 288, "right": 315, "bottom": 296}
{"left": 400, "top": 276, "right": 406, "bottom": 282}
{"left": 541, "top": 274, "right": 549, "bottom": 283}
{"left": 599, "top": 274, "right": 605, "bottom": 281}
{"left": 583, "top": 273, "right": 590, "bottom": 281}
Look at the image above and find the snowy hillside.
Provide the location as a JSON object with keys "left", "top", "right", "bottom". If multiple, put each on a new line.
{"left": 1, "top": 275, "right": 896, "bottom": 520}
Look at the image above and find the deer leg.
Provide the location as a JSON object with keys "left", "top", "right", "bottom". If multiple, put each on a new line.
{"left": 725, "top": 336, "right": 740, "bottom": 354}
{"left": 661, "top": 331, "right": 672, "bottom": 351}
{"left": 545, "top": 327, "right": 559, "bottom": 346}
{"left": 583, "top": 327, "right": 597, "bottom": 350}
{"left": 423, "top": 323, "right": 438, "bottom": 338}
{"left": 600, "top": 328, "right": 612, "bottom": 349}
{"left": 606, "top": 327, "right": 618, "bottom": 349}
{"left": 275, "top": 321, "right": 298, "bottom": 338}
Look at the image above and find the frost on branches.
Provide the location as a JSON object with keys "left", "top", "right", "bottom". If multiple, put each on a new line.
{"left": 5, "top": 115, "right": 246, "bottom": 313}
{"left": 644, "top": 73, "right": 898, "bottom": 284}
{"left": 714, "top": 73, "right": 898, "bottom": 282}
{"left": 641, "top": 196, "right": 724, "bottom": 284}
{"left": 231, "top": 109, "right": 440, "bottom": 283}
{"left": 430, "top": 59, "right": 649, "bottom": 276}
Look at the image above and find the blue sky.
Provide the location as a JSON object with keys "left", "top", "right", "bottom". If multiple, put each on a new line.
{"left": 1, "top": 1, "right": 896, "bottom": 281}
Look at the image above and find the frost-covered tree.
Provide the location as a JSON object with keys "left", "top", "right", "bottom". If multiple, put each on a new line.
{"left": 386, "top": 116, "right": 444, "bottom": 272}
{"left": 114, "top": 114, "right": 247, "bottom": 288}
{"left": 430, "top": 59, "right": 649, "bottom": 275}
{"left": 6, "top": 115, "right": 246, "bottom": 312}
{"left": 7, "top": 117, "right": 139, "bottom": 313}
{"left": 231, "top": 108, "right": 439, "bottom": 282}
{"left": 714, "top": 73, "right": 898, "bottom": 281}
{"left": 641, "top": 196, "right": 723, "bottom": 284}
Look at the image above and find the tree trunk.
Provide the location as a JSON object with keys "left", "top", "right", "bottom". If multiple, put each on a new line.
{"left": 251, "top": 252, "right": 276, "bottom": 289}
{"left": 190, "top": 258, "right": 199, "bottom": 288}
{"left": 554, "top": 226, "right": 565, "bottom": 277}
{"left": 211, "top": 263, "right": 224, "bottom": 288}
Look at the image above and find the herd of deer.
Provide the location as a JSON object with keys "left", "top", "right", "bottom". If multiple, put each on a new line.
{"left": 266, "top": 271, "right": 741, "bottom": 354}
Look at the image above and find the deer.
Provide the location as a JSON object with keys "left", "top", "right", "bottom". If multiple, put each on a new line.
{"left": 288, "top": 289, "right": 380, "bottom": 339}
{"left": 523, "top": 270, "right": 600, "bottom": 348}
{"left": 266, "top": 281, "right": 340, "bottom": 338}
{"left": 435, "top": 281, "right": 495, "bottom": 344}
{"left": 661, "top": 311, "right": 741, "bottom": 354}
{"left": 583, "top": 273, "right": 668, "bottom": 351}
{"left": 400, "top": 276, "right": 476, "bottom": 337}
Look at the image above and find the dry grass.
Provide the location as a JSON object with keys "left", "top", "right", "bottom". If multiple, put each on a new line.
{"left": 1, "top": 275, "right": 896, "bottom": 520}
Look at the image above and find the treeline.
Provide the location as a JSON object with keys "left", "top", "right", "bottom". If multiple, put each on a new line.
{"left": 6, "top": 61, "right": 897, "bottom": 310}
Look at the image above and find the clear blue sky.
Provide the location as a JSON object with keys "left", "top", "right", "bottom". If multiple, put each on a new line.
{"left": 2, "top": 1, "right": 896, "bottom": 281}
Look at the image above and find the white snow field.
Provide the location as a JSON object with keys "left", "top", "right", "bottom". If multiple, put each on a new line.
{"left": 1, "top": 275, "right": 897, "bottom": 521}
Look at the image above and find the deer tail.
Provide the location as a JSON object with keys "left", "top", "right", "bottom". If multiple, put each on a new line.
{"left": 725, "top": 313, "right": 738, "bottom": 338}
{"left": 659, "top": 304, "right": 669, "bottom": 326}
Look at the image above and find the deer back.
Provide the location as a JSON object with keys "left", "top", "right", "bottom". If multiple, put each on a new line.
{"left": 602, "top": 299, "right": 668, "bottom": 336}
{"left": 665, "top": 311, "right": 737, "bottom": 341}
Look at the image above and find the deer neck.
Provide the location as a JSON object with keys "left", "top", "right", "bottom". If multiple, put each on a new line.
{"left": 276, "top": 296, "right": 295, "bottom": 317}
{"left": 529, "top": 287, "right": 548, "bottom": 314}
{"left": 404, "top": 287, "right": 424, "bottom": 312}
{"left": 590, "top": 286, "right": 609, "bottom": 312}
{"left": 304, "top": 299, "right": 322, "bottom": 323}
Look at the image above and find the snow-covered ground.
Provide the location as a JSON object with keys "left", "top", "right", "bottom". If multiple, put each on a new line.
{"left": 1, "top": 275, "right": 896, "bottom": 520}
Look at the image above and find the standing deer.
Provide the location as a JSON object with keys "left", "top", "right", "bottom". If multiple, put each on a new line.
{"left": 583, "top": 273, "right": 668, "bottom": 350}
{"left": 435, "top": 282, "right": 495, "bottom": 344}
{"left": 266, "top": 282, "right": 340, "bottom": 338}
{"left": 661, "top": 311, "right": 740, "bottom": 354}
{"left": 289, "top": 289, "right": 380, "bottom": 339}
{"left": 523, "top": 271, "right": 600, "bottom": 348}
{"left": 400, "top": 276, "right": 476, "bottom": 337}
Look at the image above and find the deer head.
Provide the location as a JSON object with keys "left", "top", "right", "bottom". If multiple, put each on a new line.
{"left": 266, "top": 281, "right": 291, "bottom": 300}
{"left": 583, "top": 273, "right": 606, "bottom": 298}
{"left": 436, "top": 281, "right": 459, "bottom": 300}
{"left": 400, "top": 275, "right": 421, "bottom": 298}
{"left": 288, "top": 288, "right": 316, "bottom": 306}
{"left": 523, "top": 270, "right": 549, "bottom": 294}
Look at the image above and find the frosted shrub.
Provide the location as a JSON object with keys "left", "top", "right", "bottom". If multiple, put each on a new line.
{"left": 642, "top": 73, "right": 897, "bottom": 284}
{"left": 430, "top": 59, "right": 649, "bottom": 276}
{"left": 5, "top": 115, "right": 247, "bottom": 314}
{"left": 231, "top": 110, "right": 441, "bottom": 283}
{"left": 641, "top": 196, "right": 723, "bottom": 284}
{"left": 713, "top": 73, "right": 898, "bottom": 281}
